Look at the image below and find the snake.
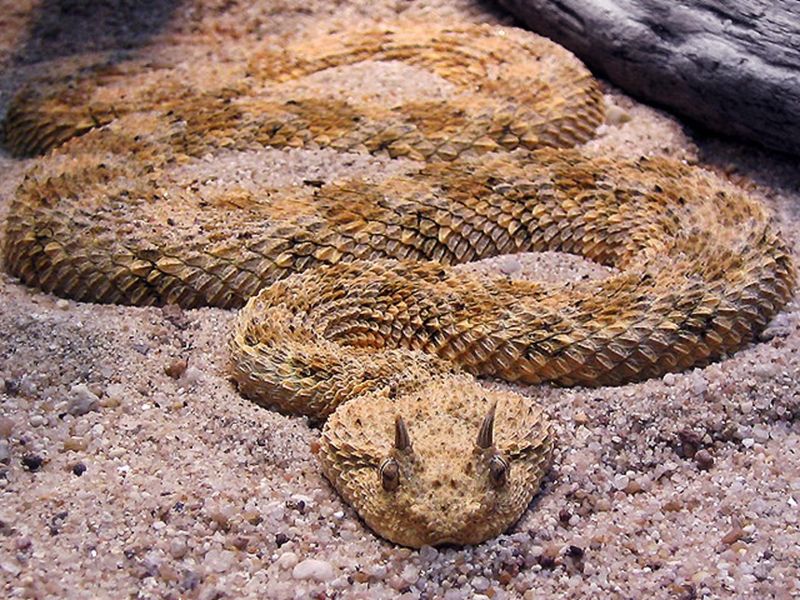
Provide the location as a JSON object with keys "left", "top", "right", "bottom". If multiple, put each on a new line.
{"left": 2, "top": 22, "right": 794, "bottom": 547}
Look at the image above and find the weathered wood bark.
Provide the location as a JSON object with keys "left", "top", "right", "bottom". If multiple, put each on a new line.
{"left": 496, "top": 0, "right": 800, "bottom": 156}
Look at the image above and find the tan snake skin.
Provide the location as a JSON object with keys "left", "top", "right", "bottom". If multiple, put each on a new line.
{"left": 3, "top": 22, "right": 601, "bottom": 158}
{"left": 2, "top": 22, "right": 794, "bottom": 547}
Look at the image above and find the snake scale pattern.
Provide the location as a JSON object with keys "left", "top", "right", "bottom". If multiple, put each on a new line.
{"left": 3, "top": 22, "right": 794, "bottom": 547}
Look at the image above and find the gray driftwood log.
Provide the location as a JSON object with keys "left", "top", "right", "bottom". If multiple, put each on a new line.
{"left": 496, "top": 0, "right": 800, "bottom": 156}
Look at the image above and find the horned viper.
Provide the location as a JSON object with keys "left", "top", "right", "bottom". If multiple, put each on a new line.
{"left": 3, "top": 22, "right": 793, "bottom": 547}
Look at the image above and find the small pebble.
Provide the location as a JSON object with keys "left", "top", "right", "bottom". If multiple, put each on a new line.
{"left": 694, "top": 449, "right": 714, "bottom": 470}
{"left": 352, "top": 571, "right": 370, "bottom": 583}
{"left": 15, "top": 536, "right": 32, "bottom": 551}
{"left": 528, "top": 545, "right": 544, "bottom": 558}
{"left": 292, "top": 558, "right": 334, "bottom": 582}
{"left": 419, "top": 545, "right": 438, "bottom": 561}
{"left": 497, "top": 255, "right": 521, "bottom": 275}
{"left": 102, "top": 384, "right": 125, "bottom": 408}
{"left": 22, "top": 454, "right": 44, "bottom": 472}
{"left": 232, "top": 536, "right": 249, "bottom": 551}
{"left": 181, "top": 569, "right": 200, "bottom": 591}
{"left": 72, "top": 462, "right": 87, "bottom": 476}
{"left": 182, "top": 366, "right": 203, "bottom": 387}
{"left": 388, "top": 574, "right": 407, "bottom": 591}
{"left": 63, "top": 437, "right": 88, "bottom": 452}
{"left": 625, "top": 479, "right": 643, "bottom": 494}
{"left": 752, "top": 427, "right": 770, "bottom": 443}
{"left": 369, "top": 564, "right": 388, "bottom": 579}
{"left": 55, "top": 299, "right": 70, "bottom": 310}
{"left": 692, "top": 570, "right": 710, "bottom": 584}
{"left": 161, "top": 304, "right": 189, "bottom": 328}
{"left": 753, "top": 363, "right": 777, "bottom": 379}
{"left": 690, "top": 376, "right": 708, "bottom": 396}
{"left": 722, "top": 526, "right": 744, "bottom": 545}
{"left": 204, "top": 549, "right": 235, "bottom": 572}
{"left": 169, "top": 538, "right": 188, "bottom": 559}
{"left": 0, "top": 441, "right": 10, "bottom": 464}
{"left": 68, "top": 384, "right": 99, "bottom": 417}
{"left": 277, "top": 552, "right": 298, "bottom": 570}
{"left": 401, "top": 564, "right": 419, "bottom": 584}
{"left": 0, "top": 417, "right": 13, "bottom": 438}
{"left": 29, "top": 415, "right": 46, "bottom": 427}
{"left": 164, "top": 359, "right": 188, "bottom": 379}
{"left": 0, "top": 560, "right": 21, "bottom": 577}
{"left": 472, "top": 576, "right": 490, "bottom": 592}
{"left": 3, "top": 379, "right": 20, "bottom": 397}
{"left": 539, "top": 544, "right": 560, "bottom": 569}
{"left": 612, "top": 474, "right": 629, "bottom": 491}
{"left": 567, "top": 545, "right": 584, "bottom": 559}
{"left": 289, "top": 493, "right": 313, "bottom": 508}
{"left": 595, "top": 498, "right": 612, "bottom": 512}
{"left": 605, "top": 104, "right": 632, "bottom": 125}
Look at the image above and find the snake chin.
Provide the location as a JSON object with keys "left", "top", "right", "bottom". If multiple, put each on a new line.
{"left": 318, "top": 377, "right": 554, "bottom": 547}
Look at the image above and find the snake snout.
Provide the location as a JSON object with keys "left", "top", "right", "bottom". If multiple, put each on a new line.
{"left": 407, "top": 489, "right": 488, "bottom": 544}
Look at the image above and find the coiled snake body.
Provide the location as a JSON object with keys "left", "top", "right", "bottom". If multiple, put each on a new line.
{"left": 3, "top": 22, "right": 794, "bottom": 547}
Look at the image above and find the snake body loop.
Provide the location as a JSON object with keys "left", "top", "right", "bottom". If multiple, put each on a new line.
{"left": 2, "top": 22, "right": 793, "bottom": 547}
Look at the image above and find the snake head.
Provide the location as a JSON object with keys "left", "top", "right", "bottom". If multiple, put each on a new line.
{"left": 318, "top": 375, "right": 554, "bottom": 547}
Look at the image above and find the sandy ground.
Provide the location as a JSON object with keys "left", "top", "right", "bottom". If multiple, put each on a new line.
{"left": 1, "top": 1, "right": 799, "bottom": 599}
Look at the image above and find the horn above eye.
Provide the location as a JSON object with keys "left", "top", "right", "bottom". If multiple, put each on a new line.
{"left": 395, "top": 415, "right": 412, "bottom": 451}
{"left": 477, "top": 401, "right": 497, "bottom": 449}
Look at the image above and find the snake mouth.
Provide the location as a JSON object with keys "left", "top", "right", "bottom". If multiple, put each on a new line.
{"left": 417, "top": 524, "right": 494, "bottom": 548}
{"left": 425, "top": 537, "right": 460, "bottom": 547}
{"left": 412, "top": 513, "right": 496, "bottom": 547}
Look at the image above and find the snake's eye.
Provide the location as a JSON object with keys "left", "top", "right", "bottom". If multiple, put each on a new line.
{"left": 489, "top": 455, "right": 509, "bottom": 488}
{"left": 380, "top": 458, "right": 400, "bottom": 492}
